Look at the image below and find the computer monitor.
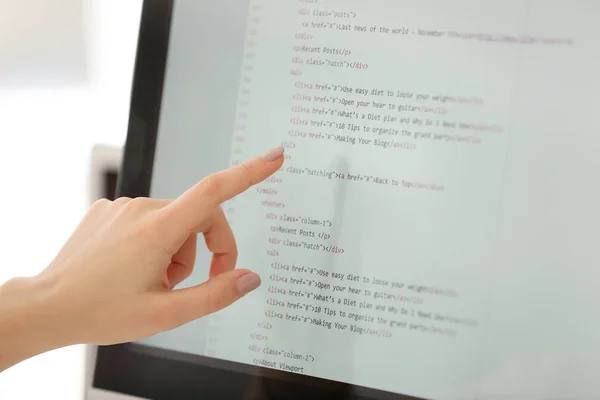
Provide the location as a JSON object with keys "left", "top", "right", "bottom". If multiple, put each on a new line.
{"left": 89, "top": 1, "right": 600, "bottom": 399}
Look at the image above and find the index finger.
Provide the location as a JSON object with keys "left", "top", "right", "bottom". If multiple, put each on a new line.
{"left": 163, "top": 146, "right": 285, "bottom": 232}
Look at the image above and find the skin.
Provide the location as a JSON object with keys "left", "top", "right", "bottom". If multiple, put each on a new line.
{"left": 0, "top": 147, "right": 285, "bottom": 372}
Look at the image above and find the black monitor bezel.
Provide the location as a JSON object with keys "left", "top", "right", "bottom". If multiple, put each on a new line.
{"left": 92, "top": 1, "right": 427, "bottom": 399}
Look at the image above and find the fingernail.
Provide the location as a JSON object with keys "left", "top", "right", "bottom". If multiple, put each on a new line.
{"left": 263, "top": 146, "right": 284, "bottom": 162}
{"left": 236, "top": 272, "right": 261, "bottom": 296}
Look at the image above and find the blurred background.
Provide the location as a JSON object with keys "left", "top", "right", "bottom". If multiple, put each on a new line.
{"left": 0, "top": 0, "right": 143, "bottom": 398}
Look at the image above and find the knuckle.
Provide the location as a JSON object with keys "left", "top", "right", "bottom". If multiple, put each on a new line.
{"left": 240, "top": 162, "right": 254, "bottom": 187}
{"left": 91, "top": 198, "right": 112, "bottom": 210}
{"left": 205, "top": 284, "right": 231, "bottom": 312}
{"left": 128, "top": 197, "right": 150, "bottom": 210}
{"left": 94, "top": 198, "right": 112, "bottom": 207}
{"left": 113, "top": 196, "right": 131, "bottom": 206}
{"left": 123, "top": 198, "right": 155, "bottom": 217}
{"left": 198, "top": 176, "right": 221, "bottom": 198}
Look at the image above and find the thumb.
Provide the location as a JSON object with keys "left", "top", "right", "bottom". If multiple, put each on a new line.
{"left": 157, "top": 269, "right": 261, "bottom": 328}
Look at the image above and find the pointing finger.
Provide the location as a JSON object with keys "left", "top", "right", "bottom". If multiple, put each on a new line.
{"left": 161, "top": 147, "right": 284, "bottom": 233}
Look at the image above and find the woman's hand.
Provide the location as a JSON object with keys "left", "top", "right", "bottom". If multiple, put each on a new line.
{"left": 0, "top": 147, "right": 284, "bottom": 371}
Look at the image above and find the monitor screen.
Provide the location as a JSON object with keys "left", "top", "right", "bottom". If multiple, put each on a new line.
{"left": 99, "top": 1, "right": 600, "bottom": 399}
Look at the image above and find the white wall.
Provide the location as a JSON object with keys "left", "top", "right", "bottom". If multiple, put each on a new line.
{"left": 0, "top": 1, "right": 142, "bottom": 398}
{"left": 0, "top": 0, "right": 87, "bottom": 85}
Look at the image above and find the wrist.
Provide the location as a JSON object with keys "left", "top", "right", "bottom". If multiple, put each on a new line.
{"left": 0, "top": 274, "right": 71, "bottom": 371}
